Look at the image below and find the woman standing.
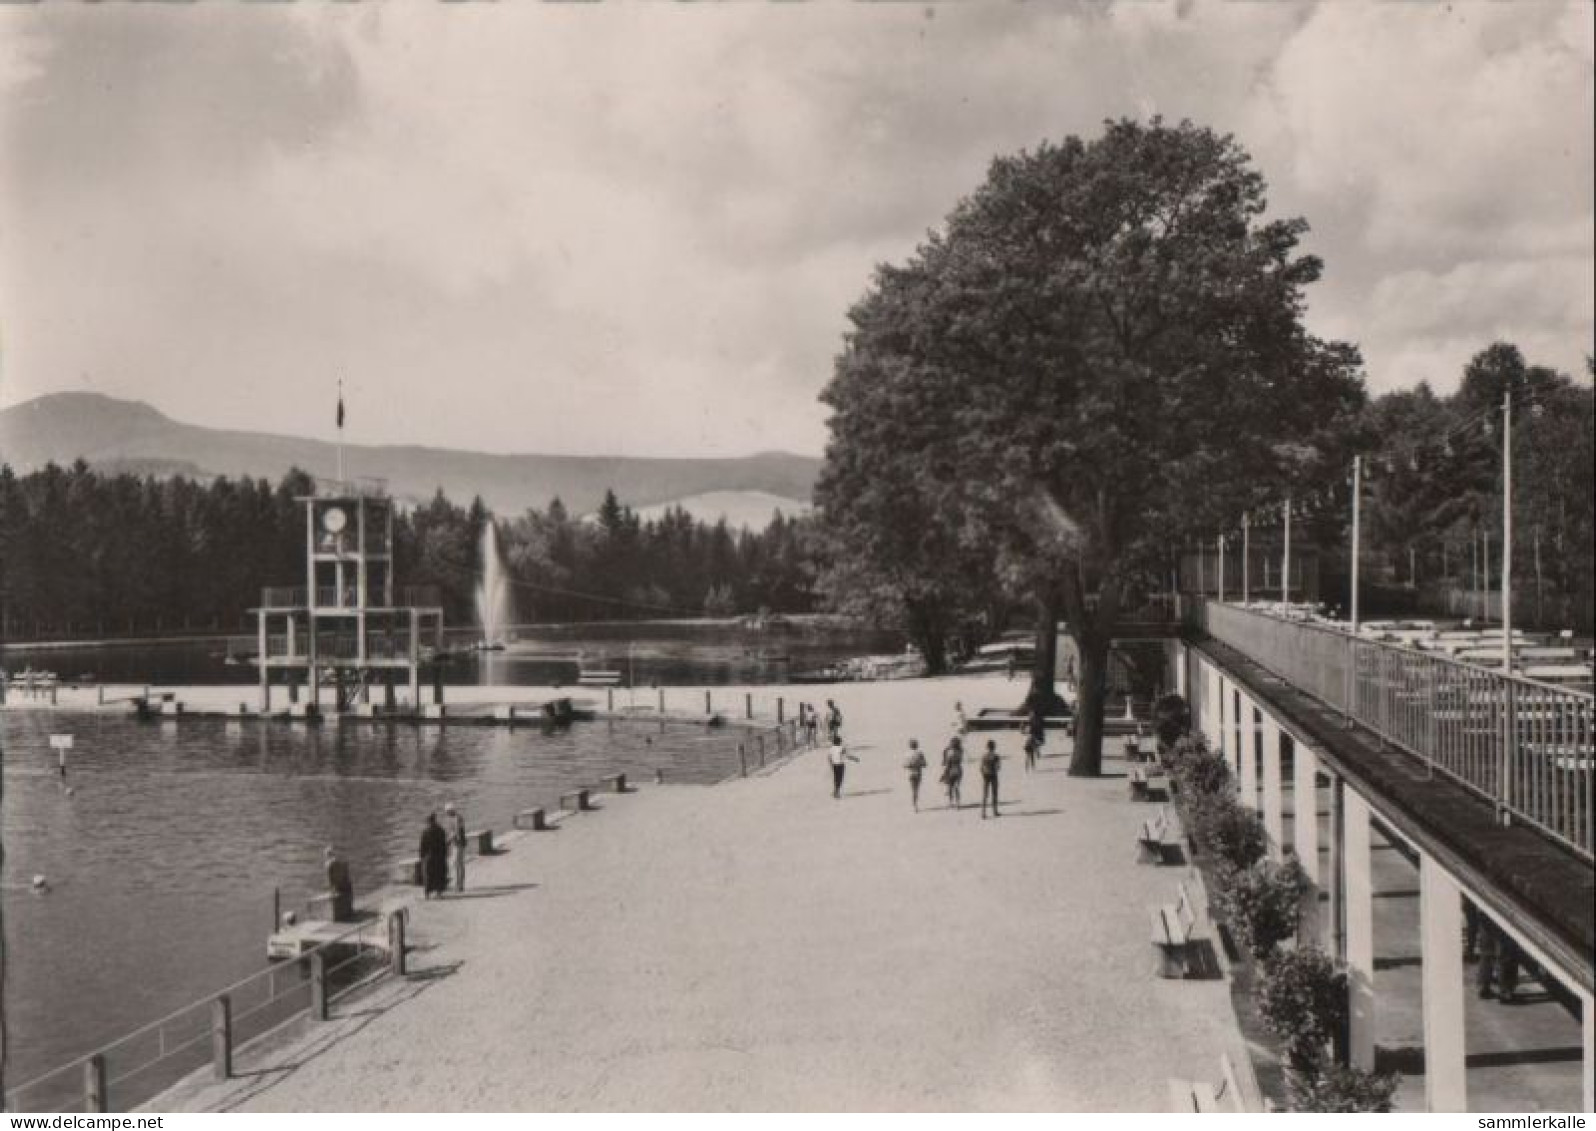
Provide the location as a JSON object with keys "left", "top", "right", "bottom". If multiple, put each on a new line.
{"left": 904, "top": 739, "right": 928, "bottom": 812}
{"left": 941, "top": 735, "right": 964, "bottom": 810}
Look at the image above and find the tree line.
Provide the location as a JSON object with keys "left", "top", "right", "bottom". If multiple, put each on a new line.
{"left": 0, "top": 464, "right": 818, "bottom": 641}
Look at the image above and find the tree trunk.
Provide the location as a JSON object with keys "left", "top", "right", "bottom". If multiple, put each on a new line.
{"left": 1068, "top": 628, "right": 1112, "bottom": 777}
{"left": 1021, "top": 593, "right": 1069, "bottom": 717}
{"left": 905, "top": 599, "right": 949, "bottom": 675}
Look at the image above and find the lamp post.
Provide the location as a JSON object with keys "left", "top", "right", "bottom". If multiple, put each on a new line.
{"left": 1242, "top": 512, "right": 1250, "bottom": 605}
{"left": 1501, "top": 387, "right": 1513, "bottom": 672}
{"left": 1351, "top": 455, "right": 1362, "bottom": 633}
{"left": 1282, "top": 492, "right": 1292, "bottom": 608}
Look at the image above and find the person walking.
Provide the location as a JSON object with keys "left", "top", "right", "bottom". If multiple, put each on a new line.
{"left": 825, "top": 700, "right": 843, "bottom": 744}
{"left": 904, "top": 739, "right": 928, "bottom": 812}
{"left": 828, "top": 739, "right": 858, "bottom": 799}
{"left": 445, "top": 802, "right": 468, "bottom": 893}
{"left": 1023, "top": 727, "right": 1040, "bottom": 772}
{"left": 941, "top": 735, "right": 964, "bottom": 809}
{"left": 980, "top": 739, "right": 1002, "bottom": 819}
{"left": 953, "top": 701, "right": 968, "bottom": 735}
{"left": 419, "top": 813, "right": 449, "bottom": 899}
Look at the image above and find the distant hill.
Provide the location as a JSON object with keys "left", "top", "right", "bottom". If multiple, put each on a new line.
{"left": 0, "top": 392, "right": 821, "bottom": 517}
{"left": 633, "top": 490, "right": 812, "bottom": 530}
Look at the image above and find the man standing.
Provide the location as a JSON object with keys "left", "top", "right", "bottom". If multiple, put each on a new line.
{"left": 445, "top": 802, "right": 468, "bottom": 893}
{"left": 980, "top": 739, "right": 1002, "bottom": 819}
{"left": 825, "top": 700, "right": 843, "bottom": 744}
{"left": 324, "top": 846, "right": 354, "bottom": 922}
{"left": 419, "top": 813, "right": 449, "bottom": 899}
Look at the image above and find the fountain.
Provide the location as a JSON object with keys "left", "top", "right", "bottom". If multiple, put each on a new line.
{"left": 474, "top": 520, "right": 514, "bottom": 650}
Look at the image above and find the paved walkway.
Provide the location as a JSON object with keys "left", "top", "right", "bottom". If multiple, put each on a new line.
{"left": 154, "top": 676, "right": 1240, "bottom": 1111}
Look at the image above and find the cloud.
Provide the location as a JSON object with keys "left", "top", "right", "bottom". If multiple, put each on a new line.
{"left": 0, "top": 1, "right": 1590, "bottom": 461}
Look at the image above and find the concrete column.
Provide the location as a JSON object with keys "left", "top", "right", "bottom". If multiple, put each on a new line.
{"left": 1582, "top": 987, "right": 1594, "bottom": 1113}
{"left": 1238, "top": 697, "right": 1259, "bottom": 809}
{"left": 1293, "top": 742, "right": 1321, "bottom": 886}
{"left": 1260, "top": 713, "right": 1284, "bottom": 857}
{"left": 1344, "top": 789, "right": 1377, "bottom": 1071}
{"left": 1419, "top": 855, "right": 1467, "bottom": 1111}
{"left": 1175, "top": 642, "right": 1188, "bottom": 700}
{"left": 1215, "top": 674, "right": 1232, "bottom": 770}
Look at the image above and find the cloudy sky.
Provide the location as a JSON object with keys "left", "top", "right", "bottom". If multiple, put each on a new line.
{"left": 0, "top": 2, "right": 1590, "bottom": 458}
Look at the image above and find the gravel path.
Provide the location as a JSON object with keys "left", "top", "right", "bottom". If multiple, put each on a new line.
{"left": 155, "top": 675, "right": 1242, "bottom": 1111}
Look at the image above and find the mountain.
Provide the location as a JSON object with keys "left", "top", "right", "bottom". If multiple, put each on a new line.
{"left": 633, "top": 490, "right": 812, "bottom": 529}
{"left": 0, "top": 392, "right": 821, "bottom": 517}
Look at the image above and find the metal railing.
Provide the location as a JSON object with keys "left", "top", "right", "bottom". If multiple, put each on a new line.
{"left": 258, "top": 586, "right": 441, "bottom": 611}
{"left": 4, "top": 916, "right": 394, "bottom": 1114}
{"left": 1193, "top": 600, "right": 1594, "bottom": 861}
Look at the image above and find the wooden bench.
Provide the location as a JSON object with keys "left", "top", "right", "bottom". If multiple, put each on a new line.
{"left": 1136, "top": 805, "right": 1185, "bottom": 865}
{"left": 559, "top": 788, "right": 592, "bottom": 812}
{"left": 514, "top": 807, "right": 548, "bottom": 831}
{"left": 1128, "top": 765, "right": 1166, "bottom": 801}
{"left": 1167, "top": 1053, "right": 1248, "bottom": 1112}
{"left": 601, "top": 772, "right": 627, "bottom": 793}
{"left": 1150, "top": 881, "right": 1203, "bottom": 979}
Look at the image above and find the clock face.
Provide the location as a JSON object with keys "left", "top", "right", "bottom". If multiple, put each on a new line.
{"left": 322, "top": 507, "right": 348, "bottom": 534}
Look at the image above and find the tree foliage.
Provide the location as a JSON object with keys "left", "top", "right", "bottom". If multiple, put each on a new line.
{"left": 817, "top": 118, "right": 1365, "bottom": 772}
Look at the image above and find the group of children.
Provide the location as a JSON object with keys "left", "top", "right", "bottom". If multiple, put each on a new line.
{"left": 902, "top": 701, "right": 1043, "bottom": 819}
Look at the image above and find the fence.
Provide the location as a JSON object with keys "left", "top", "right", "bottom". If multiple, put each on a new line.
{"left": 3, "top": 915, "right": 398, "bottom": 1114}
{"left": 1193, "top": 600, "right": 1594, "bottom": 862}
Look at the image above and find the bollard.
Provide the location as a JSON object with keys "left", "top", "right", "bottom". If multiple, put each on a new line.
{"left": 51, "top": 682, "right": 58, "bottom": 706}
{"left": 777, "top": 697, "right": 784, "bottom": 723}
{"left": 705, "top": 689, "right": 712, "bottom": 715}
{"left": 310, "top": 952, "right": 328, "bottom": 1021}
{"left": 98, "top": 685, "right": 105, "bottom": 706}
{"left": 388, "top": 910, "right": 407, "bottom": 976}
{"left": 273, "top": 886, "right": 281, "bottom": 932}
{"left": 212, "top": 995, "right": 233, "bottom": 1080}
{"left": 657, "top": 687, "right": 665, "bottom": 714}
{"left": 655, "top": 768, "right": 665, "bottom": 785}
{"left": 607, "top": 687, "right": 614, "bottom": 712}
{"left": 84, "top": 1054, "right": 108, "bottom": 1113}
{"left": 739, "top": 744, "right": 748, "bottom": 777}
{"left": 745, "top": 692, "right": 753, "bottom": 720}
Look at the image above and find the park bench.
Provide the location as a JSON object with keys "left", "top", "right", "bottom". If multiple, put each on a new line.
{"left": 1167, "top": 1054, "right": 1250, "bottom": 1112}
{"left": 559, "top": 787, "right": 592, "bottom": 813}
{"left": 514, "top": 807, "right": 549, "bottom": 831}
{"left": 601, "top": 772, "right": 628, "bottom": 793}
{"left": 1128, "top": 764, "right": 1167, "bottom": 802}
{"left": 1123, "top": 734, "right": 1157, "bottom": 763}
{"left": 1136, "top": 805, "right": 1185, "bottom": 865}
{"left": 1150, "top": 881, "right": 1203, "bottom": 979}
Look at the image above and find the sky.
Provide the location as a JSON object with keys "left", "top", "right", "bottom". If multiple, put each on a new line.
{"left": 0, "top": 1, "right": 1590, "bottom": 458}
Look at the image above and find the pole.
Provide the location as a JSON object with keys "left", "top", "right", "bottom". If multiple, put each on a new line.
{"left": 1242, "top": 512, "right": 1250, "bottom": 604}
{"left": 1502, "top": 387, "right": 1512, "bottom": 671}
{"left": 1351, "top": 455, "right": 1362, "bottom": 632}
{"left": 1282, "top": 493, "right": 1292, "bottom": 607}
{"left": 336, "top": 376, "right": 346, "bottom": 485}
{"left": 1217, "top": 534, "right": 1226, "bottom": 603}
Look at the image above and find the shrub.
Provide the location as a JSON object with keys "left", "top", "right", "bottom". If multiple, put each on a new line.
{"left": 1287, "top": 1065, "right": 1400, "bottom": 1113}
{"left": 1153, "top": 693, "right": 1189, "bottom": 748}
{"left": 1219, "top": 856, "right": 1311, "bottom": 959}
{"left": 1166, "top": 734, "right": 1230, "bottom": 799}
{"left": 1257, "top": 945, "right": 1347, "bottom": 1073}
{"left": 1190, "top": 795, "right": 1268, "bottom": 874}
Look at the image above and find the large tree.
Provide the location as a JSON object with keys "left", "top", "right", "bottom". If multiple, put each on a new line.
{"left": 818, "top": 119, "right": 1365, "bottom": 774}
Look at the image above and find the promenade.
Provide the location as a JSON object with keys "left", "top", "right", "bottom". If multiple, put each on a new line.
{"left": 152, "top": 675, "right": 1242, "bottom": 1111}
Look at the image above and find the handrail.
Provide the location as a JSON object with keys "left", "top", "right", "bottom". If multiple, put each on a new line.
{"left": 1192, "top": 599, "right": 1593, "bottom": 861}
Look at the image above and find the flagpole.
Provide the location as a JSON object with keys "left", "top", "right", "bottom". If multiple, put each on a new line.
{"left": 337, "top": 378, "right": 346, "bottom": 486}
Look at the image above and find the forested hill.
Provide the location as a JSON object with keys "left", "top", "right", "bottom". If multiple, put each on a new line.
{"left": 0, "top": 392, "right": 819, "bottom": 517}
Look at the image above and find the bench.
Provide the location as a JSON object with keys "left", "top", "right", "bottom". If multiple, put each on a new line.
{"left": 1136, "top": 805, "right": 1185, "bottom": 865}
{"left": 601, "top": 772, "right": 628, "bottom": 793}
{"left": 1150, "top": 882, "right": 1203, "bottom": 979}
{"left": 1128, "top": 765, "right": 1166, "bottom": 802}
{"left": 1123, "top": 734, "right": 1157, "bottom": 763}
{"left": 1167, "top": 1053, "right": 1249, "bottom": 1112}
{"left": 514, "top": 808, "right": 549, "bottom": 831}
{"left": 559, "top": 788, "right": 592, "bottom": 813}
